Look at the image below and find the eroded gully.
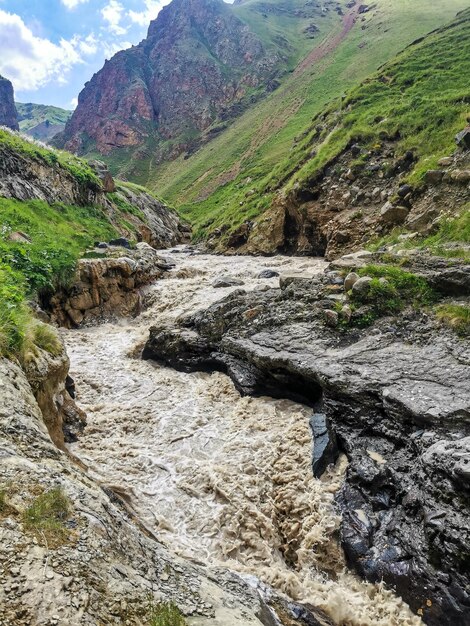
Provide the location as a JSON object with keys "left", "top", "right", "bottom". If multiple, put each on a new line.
{"left": 63, "top": 250, "right": 421, "bottom": 626}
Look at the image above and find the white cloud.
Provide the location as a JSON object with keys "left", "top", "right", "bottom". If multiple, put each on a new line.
{"left": 101, "top": 0, "right": 127, "bottom": 35}
{"left": 78, "top": 32, "right": 98, "bottom": 56}
{"left": 128, "top": 0, "right": 166, "bottom": 27}
{"left": 70, "top": 97, "right": 78, "bottom": 108}
{"left": 0, "top": 10, "right": 94, "bottom": 92}
{"left": 61, "top": 0, "right": 89, "bottom": 8}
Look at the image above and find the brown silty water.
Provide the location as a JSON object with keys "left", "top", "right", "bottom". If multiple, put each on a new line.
{"left": 64, "top": 250, "right": 421, "bottom": 626}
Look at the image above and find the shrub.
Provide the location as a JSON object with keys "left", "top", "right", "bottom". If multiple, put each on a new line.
{"left": 32, "top": 322, "right": 63, "bottom": 357}
{"left": 147, "top": 601, "right": 187, "bottom": 626}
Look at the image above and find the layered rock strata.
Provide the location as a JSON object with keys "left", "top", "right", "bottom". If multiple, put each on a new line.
{"left": 143, "top": 253, "right": 470, "bottom": 626}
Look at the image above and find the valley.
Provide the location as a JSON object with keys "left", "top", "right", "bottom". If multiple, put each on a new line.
{"left": 0, "top": 0, "right": 468, "bottom": 624}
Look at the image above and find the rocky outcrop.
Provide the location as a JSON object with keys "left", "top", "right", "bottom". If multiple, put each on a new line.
{"left": 58, "top": 0, "right": 278, "bottom": 160}
{"left": 143, "top": 255, "right": 470, "bottom": 626}
{"left": 223, "top": 147, "right": 470, "bottom": 260}
{"left": 0, "top": 143, "right": 189, "bottom": 248}
{"left": 48, "top": 247, "right": 172, "bottom": 328}
{"left": 0, "top": 352, "right": 333, "bottom": 625}
{"left": 0, "top": 76, "right": 19, "bottom": 131}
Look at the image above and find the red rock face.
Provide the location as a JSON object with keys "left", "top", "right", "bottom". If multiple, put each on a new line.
{"left": 59, "top": 0, "right": 278, "bottom": 157}
{"left": 0, "top": 76, "right": 19, "bottom": 131}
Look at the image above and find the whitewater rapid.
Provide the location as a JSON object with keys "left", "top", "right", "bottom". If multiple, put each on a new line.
{"left": 64, "top": 250, "right": 421, "bottom": 626}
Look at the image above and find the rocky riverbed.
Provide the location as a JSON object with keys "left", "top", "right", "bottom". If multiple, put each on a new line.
{"left": 63, "top": 249, "right": 424, "bottom": 626}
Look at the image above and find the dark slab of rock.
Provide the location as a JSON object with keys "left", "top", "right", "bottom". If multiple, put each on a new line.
{"left": 143, "top": 270, "right": 470, "bottom": 625}
{"left": 258, "top": 269, "right": 280, "bottom": 279}
{"left": 310, "top": 414, "right": 338, "bottom": 478}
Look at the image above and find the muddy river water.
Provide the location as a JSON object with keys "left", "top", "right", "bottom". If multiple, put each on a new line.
{"left": 64, "top": 250, "right": 421, "bottom": 626}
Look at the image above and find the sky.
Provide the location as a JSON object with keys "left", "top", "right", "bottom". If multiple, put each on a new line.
{"left": 0, "top": 0, "right": 171, "bottom": 109}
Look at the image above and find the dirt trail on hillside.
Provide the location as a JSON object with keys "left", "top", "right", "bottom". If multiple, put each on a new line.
{"left": 294, "top": 1, "right": 361, "bottom": 77}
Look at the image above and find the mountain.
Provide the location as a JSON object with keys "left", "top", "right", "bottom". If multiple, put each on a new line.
{"left": 58, "top": 0, "right": 282, "bottom": 158}
{"left": 56, "top": 0, "right": 340, "bottom": 167}
{"left": 16, "top": 102, "right": 72, "bottom": 142}
{"left": 0, "top": 75, "right": 19, "bottom": 131}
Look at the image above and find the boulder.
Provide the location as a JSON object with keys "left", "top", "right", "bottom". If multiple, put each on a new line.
{"left": 88, "top": 160, "right": 116, "bottom": 193}
{"left": 351, "top": 276, "right": 373, "bottom": 296}
{"left": 109, "top": 237, "right": 132, "bottom": 249}
{"left": 455, "top": 127, "right": 470, "bottom": 149}
{"left": 323, "top": 309, "right": 339, "bottom": 328}
{"left": 258, "top": 269, "right": 280, "bottom": 279}
{"left": 380, "top": 201, "right": 409, "bottom": 224}
{"left": 344, "top": 272, "right": 360, "bottom": 292}
{"left": 212, "top": 276, "right": 245, "bottom": 288}
{"left": 424, "top": 170, "right": 445, "bottom": 184}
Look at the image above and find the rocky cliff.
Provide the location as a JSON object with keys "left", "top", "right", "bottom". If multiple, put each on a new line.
{"left": 0, "top": 134, "right": 188, "bottom": 248}
{"left": 0, "top": 76, "right": 19, "bottom": 131}
{"left": 58, "top": 0, "right": 278, "bottom": 161}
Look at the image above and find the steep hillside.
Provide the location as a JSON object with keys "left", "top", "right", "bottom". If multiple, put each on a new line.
{"left": 0, "top": 129, "right": 186, "bottom": 356}
{"left": 57, "top": 0, "right": 342, "bottom": 171}
{"left": 0, "top": 75, "right": 19, "bottom": 130}
{"left": 225, "top": 7, "right": 470, "bottom": 258}
{"left": 16, "top": 102, "right": 72, "bottom": 142}
{"left": 152, "top": 0, "right": 469, "bottom": 240}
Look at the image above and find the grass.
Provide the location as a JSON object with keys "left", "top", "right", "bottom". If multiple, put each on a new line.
{"left": 287, "top": 8, "right": 470, "bottom": 193}
{"left": 368, "top": 207, "right": 470, "bottom": 260}
{"left": 348, "top": 265, "right": 437, "bottom": 322}
{"left": 0, "top": 130, "right": 165, "bottom": 358}
{"left": 144, "top": 0, "right": 470, "bottom": 241}
{"left": 0, "top": 128, "right": 98, "bottom": 186}
{"left": 16, "top": 102, "right": 72, "bottom": 133}
{"left": 22, "top": 487, "right": 71, "bottom": 547}
{"left": 436, "top": 304, "right": 470, "bottom": 336}
{"left": 32, "top": 322, "right": 63, "bottom": 357}
{"left": 147, "top": 601, "right": 187, "bottom": 626}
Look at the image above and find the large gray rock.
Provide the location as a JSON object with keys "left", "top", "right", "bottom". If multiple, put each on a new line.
{"left": 380, "top": 201, "right": 409, "bottom": 224}
{"left": 144, "top": 270, "right": 470, "bottom": 626}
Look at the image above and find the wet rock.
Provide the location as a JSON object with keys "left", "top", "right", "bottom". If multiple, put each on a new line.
{"left": 310, "top": 414, "right": 339, "bottom": 478}
{"left": 212, "top": 276, "right": 245, "bottom": 288}
{"left": 258, "top": 269, "right": 280, "bottom": 279}
{"left": 109, "top": 237, "right": 132, "bottom": 249}
{"left": 96, "top": 242, "right": 108, "bottom": 249}
{"left": 143, "top": 266, "right": 470, "bottom": 624}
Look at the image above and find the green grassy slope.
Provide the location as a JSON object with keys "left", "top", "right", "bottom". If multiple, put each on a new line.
{"left": 0, "top": 131, "right": 155, "bottom": 357}
{"left": 282, "top": 7, "right": 470, "bottom": 193}
{"left": 150, "top": 0, "right": 469, "bottom": 239}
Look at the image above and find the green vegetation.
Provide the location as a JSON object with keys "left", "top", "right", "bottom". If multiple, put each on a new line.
{"left": 147, "top": 601, "right": 187, "bottom": 626}
{"left": 368, "top": 207, "right": 470, "bottom": 260}
{"left": 0, "top": 197, "right": 119, "bottom": 292}
{"left": 22, "top": 487, "right": 71, "bottom": 547}
{"left": 32, "top": 322, "right": 63, "bottom": 357}
{"left": 0, "top": 128, "right": 98, "bottom": 185}
{"left": 16, "top": 102, "right": 72, "bottom": 141}
{"left": 0, "top": 127, "right": 163, "bottom": 359}
{"left": 287, "top": 8, "right": 470, "bottom": 191}
{"left": 349, "top": 265, "right": 437, "bottom": 323}
{"left": 145, "top": 0, "right": 470, "bottom": 241}
{"left": 436, "top": 304, "right": 470, "bottom": 336}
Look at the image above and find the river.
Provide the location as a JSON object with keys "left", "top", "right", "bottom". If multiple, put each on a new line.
{"left": 64, "top": 250, "right": 421, "bottom": 626}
